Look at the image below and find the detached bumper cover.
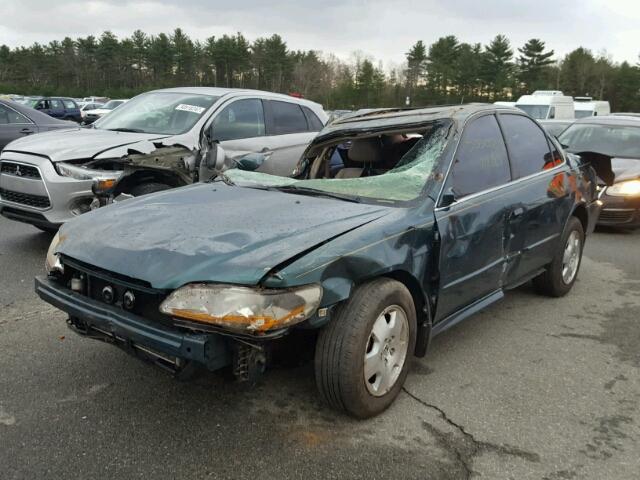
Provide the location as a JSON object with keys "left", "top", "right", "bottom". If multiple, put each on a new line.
{"left": 35, "top": 275, "right": 230, "bottom": 370}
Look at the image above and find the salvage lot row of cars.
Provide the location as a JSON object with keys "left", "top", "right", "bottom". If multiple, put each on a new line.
{"left": 0, "top": 87, "right": 637, "bottom": 417}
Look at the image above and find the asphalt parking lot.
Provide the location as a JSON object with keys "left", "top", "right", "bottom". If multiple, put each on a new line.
{"left": 1, "top": 216, "right": 638, "bottom": 480}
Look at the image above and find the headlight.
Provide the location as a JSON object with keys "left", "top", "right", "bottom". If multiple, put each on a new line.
{"left": 57, "top": 162, "right": 123, "bottom": 181}
{"left": 160, "top": 284, "right": 323, "bottom": 334}
{"left": 45, "top": 231, "right": 63, "bottom": 274}
{"left": 607, "top": 179, "right": 640, "bottom": 197}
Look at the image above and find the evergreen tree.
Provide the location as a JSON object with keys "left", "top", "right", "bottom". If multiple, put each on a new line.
{"left": 518, "top": 38, "right": 554, "bottom": 92}
{"left": 481, "top": 34, "right": 514, "bottom": 99}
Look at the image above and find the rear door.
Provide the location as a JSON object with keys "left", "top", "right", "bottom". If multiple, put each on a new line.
{"left": 48, "top": 99, "right": 65, "bottom": 118}
{"left": 0, "top": 104, "right": 35, "bottom": 149}
{"left": 434, "top": 113, "right": 513, "bottom": 321}
{"left": 497, "top": 113, "right": 572, "bottom": 285}
{"left": 263, "top": 100, "right": 317, "bottom": 176}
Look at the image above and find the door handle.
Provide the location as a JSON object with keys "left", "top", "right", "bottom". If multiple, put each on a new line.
{"left": 20, "top": 128, "right": 34, "bottom": 135}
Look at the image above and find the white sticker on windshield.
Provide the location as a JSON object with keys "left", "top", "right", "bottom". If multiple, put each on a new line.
{"left": 175, "top": 104, "right": 206, "bottom": 114}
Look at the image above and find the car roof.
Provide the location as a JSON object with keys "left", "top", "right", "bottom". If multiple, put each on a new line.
{"left": 148, "top": 87, "right": 324, "bottom": 111}
{"left": 572, "top": 115, "right": 640, "bottom": 128}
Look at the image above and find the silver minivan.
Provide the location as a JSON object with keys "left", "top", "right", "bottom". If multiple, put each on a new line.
{"left": 0, "top": 87, "right": 327, "bottom": 231}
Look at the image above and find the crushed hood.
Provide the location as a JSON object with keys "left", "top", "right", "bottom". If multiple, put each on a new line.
{"left": 57, "top": 183, "right": 391, "bottom": 289}
{"left": 4, "top": 127, "right": 171, "bottom": 162}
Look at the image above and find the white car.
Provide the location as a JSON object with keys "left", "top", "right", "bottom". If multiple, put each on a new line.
{"left": 79, "top": 102, "right": 105, "bottom": 120}
{"left": 82, "top": 99, "right": 128, "bottom": 124}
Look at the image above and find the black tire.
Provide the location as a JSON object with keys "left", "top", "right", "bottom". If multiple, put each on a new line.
{"left": 314, "top": 278, "right": 417, "bottom": 418}
{"left": 533, "top": 216, "right": 584, "bottom": 297}
{"left": 129, "top": 182, "right": 171, "bottom": 197}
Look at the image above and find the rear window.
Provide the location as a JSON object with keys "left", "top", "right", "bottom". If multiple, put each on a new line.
{"left": 270, "top": 101, "right": 308, "bottom": 135}
{"left": 303, "top": 106, "right": 324, "bottom": 131}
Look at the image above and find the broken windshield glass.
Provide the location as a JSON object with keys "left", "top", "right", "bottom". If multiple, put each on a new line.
{"left": 227, "top": 120, "right": 450, "bottom": 203}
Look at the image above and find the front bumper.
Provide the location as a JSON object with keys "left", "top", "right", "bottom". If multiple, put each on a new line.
{"left": 597, "top": 191, "right": 640, "bottom": 228}
{"left": 0, "top": 153, "right": 94, "bottom": 225}
{"left": 35, "top": 276, "right": 231, "bottom": 372}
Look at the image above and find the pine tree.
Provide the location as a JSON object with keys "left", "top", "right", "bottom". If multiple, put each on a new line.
{"left": 518, "top": 38, "right": 555, "bottom": 93}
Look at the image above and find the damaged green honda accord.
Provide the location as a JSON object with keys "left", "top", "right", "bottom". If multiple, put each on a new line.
{"left": 36, "top": 104, "right": 601, "bottom": 418}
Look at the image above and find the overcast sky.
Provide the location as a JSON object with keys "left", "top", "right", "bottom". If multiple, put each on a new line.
{"left": 1, "top": 0, "right": 639, "bottom": 68}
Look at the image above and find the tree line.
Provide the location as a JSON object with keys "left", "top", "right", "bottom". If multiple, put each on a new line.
{"left": 0, "top": 29, "right": 638, "bottom": 111}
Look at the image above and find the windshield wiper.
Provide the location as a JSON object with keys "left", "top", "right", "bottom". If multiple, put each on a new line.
{"left": 269, "top": 185, "right": 361, "bottom": 203}
{"left": 106, "top": 127, "right": 146, "bottom": 133}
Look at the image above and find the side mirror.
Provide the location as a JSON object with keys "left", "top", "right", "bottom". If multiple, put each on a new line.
{"left": 440, "top": 187, "right": 457, "bottom": 208}
{"left": 205, "top": 144, "right": 226, "bottom": 170}
{"left": 234, "top": 152, "right": 265, "bottom": 172}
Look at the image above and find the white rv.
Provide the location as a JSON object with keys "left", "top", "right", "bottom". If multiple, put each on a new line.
{"left": 574, "top": 97, "right": 611, "bottom": 118}
{"left": 515, "top": 90, "right": 575, "bottom": 120}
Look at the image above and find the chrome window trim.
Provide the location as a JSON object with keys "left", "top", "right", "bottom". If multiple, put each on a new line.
{"left": 0, "top": 159, "right": 52, "bottom": 211}
{"left": 435, "top": 109, "right": 568, "bottom": 210}
{"left": 434, "top": 163, "right": 566, "bottom": 212}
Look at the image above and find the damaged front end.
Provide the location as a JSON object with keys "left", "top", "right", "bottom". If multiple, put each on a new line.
{"left": 89, "top": 144, "right": 198, "bottom": 208}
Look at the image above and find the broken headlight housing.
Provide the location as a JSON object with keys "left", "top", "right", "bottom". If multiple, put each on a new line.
{"left": 45, "top": 231, "right": 64, "bottom": 275}
{"left": 56, "top": 162, "right": 123, "bottom": 182}
{"left": 159, "top": 284, "right": 323, "bottom": 334}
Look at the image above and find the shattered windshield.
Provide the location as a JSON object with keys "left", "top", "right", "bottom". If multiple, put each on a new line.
{"left": 226, "top": 120, "right": 450, "bottom": 203}
{"left": 95, "top": 92, "right": 220, "bottom": 135}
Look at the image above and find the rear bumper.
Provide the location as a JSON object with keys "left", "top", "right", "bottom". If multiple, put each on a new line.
{"left": 35, "top": 276, "right": 231, "bottom": 372}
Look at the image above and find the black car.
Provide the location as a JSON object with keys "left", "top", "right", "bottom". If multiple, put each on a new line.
{"left": 559, "top": 115, "right": 640, "bottom": 228}
{"left": 37, "top": 104, "right": 600, "bottom": 418}
{"left": 0, "top": 99, "right": 75, "bottom": 150}
{"left": 26, "top": 97, "right": 82, "bottom": 122}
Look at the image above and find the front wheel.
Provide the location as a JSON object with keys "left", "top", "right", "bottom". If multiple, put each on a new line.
{"left": 314, "top": 278, "right": 416, "bottom": 418}
{"left": 533, "top": 216, "right": 584, "bottom": 297}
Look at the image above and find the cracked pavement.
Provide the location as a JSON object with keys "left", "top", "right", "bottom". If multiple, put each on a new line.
{"left": 1, "top": 217, "right": 639, "bottom": 479}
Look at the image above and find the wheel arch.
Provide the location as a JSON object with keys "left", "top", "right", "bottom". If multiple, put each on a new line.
{"left": 381, "top": 270, "right": 432, "bottom": 357}
{"left": 570, "top": 202, "right": 589, "bottom": 234}
{"left": 114, "top": 169, "right": 187, "bottom": 196}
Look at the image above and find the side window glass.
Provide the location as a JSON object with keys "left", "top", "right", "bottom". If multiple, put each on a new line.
{"left": 271, "top": 101, "right": 308, "bottom": 135}
{"left": 500, "top": 114, "right": 557, "bottom": 178}
{"left": 0, "top": 105, "right": 29, "bottom": 124}
{"left": 549, "top": 106, "right": 555, "bottom": 119}
{"left": 50, "top": 99, "right": 63, "bottom": 109}
{"left": 446, "top": 115, "right": 511, "bottom": 198}
{"left": 62, "top": 99, "right": 76, "bottom": 109}
{"left": 302, "top": 106, "right": 324, "bottom": 131}
{"left": 211, "top": 99, "right": 265, "bottom": 142}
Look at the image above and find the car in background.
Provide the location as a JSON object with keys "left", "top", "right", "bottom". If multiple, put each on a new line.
{"left": 82, "top": 96, "right": 110, "bottom": 105}
{"left": 516, "top": 90, "right": 575, "bottom": 120}
{"left": 79, "top": 102, "right": 104, "bottom": 121}
{"left": 26, "top": 97, "right": 82, "bottom": 122}
{"left": 559, "top": 115, "right": 640, "bottom": 228}
{"left": 36, "top": 104, "right": 599, "bottom": 418}
{"left": 81, "top": 99, "right": 128, "bottom": 124}
{"left": 0, "top": 99, "right": 74, "bottom": 150}
{"left": 0, "top": 87, "right": 327, "bottom": 231}
{"left": 539, "top": 119, "right": 573, "bottom": 137}
{"left": 574, "top": 97, "right": 610, "bottom": 118}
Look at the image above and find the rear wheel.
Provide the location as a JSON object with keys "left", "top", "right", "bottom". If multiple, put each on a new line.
{"left": 129, "top": 182, "right": 171, "bottom": 197}
{"left": 533, "top": 216, "right": 584, "bottom": 297}
{"left": 314, "top": 278, "right": 416, "bottom": 418}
